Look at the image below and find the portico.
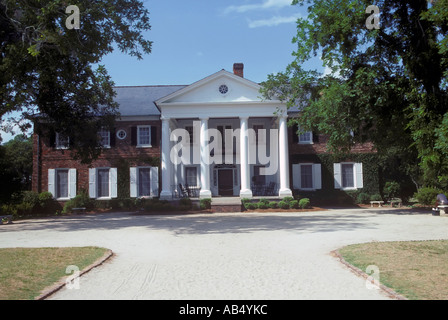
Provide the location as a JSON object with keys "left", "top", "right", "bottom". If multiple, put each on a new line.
{"left": 155, "top": 68, "right": 292, "bottom": 199}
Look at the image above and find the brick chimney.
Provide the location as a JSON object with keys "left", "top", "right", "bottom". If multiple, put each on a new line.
{"left": 233, "top": 63, "right": 244, "bottom": 78}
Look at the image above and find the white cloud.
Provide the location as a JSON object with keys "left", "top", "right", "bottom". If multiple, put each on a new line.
{"left": 225, "top": 0, "right": 293, "bottom": 14}
{"left": 248, "top": 13, "right": 300, "bottom": 28}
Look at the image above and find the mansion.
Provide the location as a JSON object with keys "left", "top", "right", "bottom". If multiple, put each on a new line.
{"left": 32, "top": 63, "right": 376, "bottom": 202}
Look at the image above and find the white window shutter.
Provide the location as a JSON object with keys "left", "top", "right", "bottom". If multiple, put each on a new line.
{"left": 334, "top": 163, "right": 342, "bottom": 189}
{"left": 313, "top": 164, "right": 322, "bottom": 190}
{"left": 150, "top": 166, "right": 159, "bottom": 197}
{"left": 355, "top": 162, "right": 364, "bottom": 189}
{"left": 68, "top": 169, "right": 77, "bottom": 198}
{"left": 292, "top": 164, "right": 300, "bottom": 189}
{"left": 48, "top": 169, "right": 55, "bottom": 197}
{"left": 110, "top": 168, "right": 118, "bottom": 198}
{"left": 89, "top": 168, "right": 97, "bottom": 198}
{"left": 130, "top": 167, "right": 137, "bottom": 198}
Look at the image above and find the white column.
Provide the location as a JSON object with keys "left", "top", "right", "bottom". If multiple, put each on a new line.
{"left": 199, "top": 117, "right": 212, "bottom": 198}
{"left": 278, "top": 115, "right": 293, "bottom": 198}
{"left": 160, "top": 117, "right": 173, "bottom": 199}
{"left": 239, "top": 116, "right": 253, "bottom": 198}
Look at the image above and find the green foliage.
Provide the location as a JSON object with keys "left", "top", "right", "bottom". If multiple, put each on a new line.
{"left": 383, "top": 181, "right": 400, "bottom": 200}
{"left": 262, "top": 0, "right": 448, "bottom": 191}
{"left": 244, "top": 202, "right": 257, "bottom": 210}
{"left": 289, "top": 200, "right": 299, "bottom": 209}
{"left": 62, "top": 191, "right": 93, "bottom": 214}
{"left": 1, "top": 0, "right": 153, "bottom": 163}
{"left": 199, "top": 198, "right": 212, "bottom": 210}
{"left": 299, "top": 198, "right": 310, "bottom": 209}
{"left": 370, "top": 194, "right": 383, "bottom": 201}
{"left": 282, "top": 196, "right": 294, "bottom": 203}
{"left": 268, "top": 201, "right": 278, "bottom": 209}
{"left": 356, "top": 193, "right": 370, "bottom": 204}
{"left": 179, "top": 198, "right": 192, "bottom": 208}
{"left": 414, "top": 187, "right": 442, "bottom": 206}
{"left": 278, "top": 201, "right": 289, "bottom": 209}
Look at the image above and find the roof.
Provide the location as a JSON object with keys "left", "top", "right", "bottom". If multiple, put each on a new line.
{"left": 113, "top": 85, "right": 187, "bottom": 116}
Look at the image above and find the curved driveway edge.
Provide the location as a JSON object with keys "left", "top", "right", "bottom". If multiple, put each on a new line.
{"left": 35, "top": 249, "right": 114, "bottom": 300}
{"left": 1, "top": 207, "right": 447, "bottom": 300}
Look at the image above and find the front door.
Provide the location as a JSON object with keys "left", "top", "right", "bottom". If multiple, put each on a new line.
{"left": 218, "top": 169, "right": 234, "bottom": 196}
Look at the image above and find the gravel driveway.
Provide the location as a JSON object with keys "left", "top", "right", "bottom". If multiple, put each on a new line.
{"left": 1, "top": 207, "right": 447, "bottom": 300}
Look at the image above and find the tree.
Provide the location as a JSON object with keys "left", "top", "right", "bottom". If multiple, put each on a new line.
{"left": 261, "top": 0, "right": 448, "bottom": 189}
{"left": 1, "top": 0, "right": 152, "bottom": 163}
{"left": 0, "top": 134, "right": 32, "bottom": 201}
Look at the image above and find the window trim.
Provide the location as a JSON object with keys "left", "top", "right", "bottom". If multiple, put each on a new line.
{"left": 137, "top": 125, "right": 152, "bottom": 148}
{"left": 55, "top": 168, "right": 70, "bottom": 200}
{"left": 89, "top": 167, "right": 118, "bottom": 199}
{"left": 299, "top": 163, "right": 314, "bottom": 190}
{"left": 137, "top": 166, "right": 152, "bottom": 197}
{"left": 340, "top": 162, "right": 356, "bottom": 190}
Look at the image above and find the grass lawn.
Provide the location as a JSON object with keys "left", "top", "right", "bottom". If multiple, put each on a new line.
{"left": 339, "top": 240, "right": 448, "bottom": 300}
{"left": 0, "top": 247, "right": 109, "bottom": 300}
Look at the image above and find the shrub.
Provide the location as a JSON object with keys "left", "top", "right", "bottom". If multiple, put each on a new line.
{"left": 1, "top": 204, "right": 18, "bottom": 217}
{"left": 278, "top": 201, "right": 289, "bottom": 209}
{"left": 383, "top": 181, "right": 400, "bottom": 200}
{"left": 22, "top": 191, "right": 40, "bottom": 210}
{"left": 414, "top": 187, "right": 442, "bottom": 205}
{"left": 356, "top": 193, "right": 371, "bottom": 204}
{"left": 257, "top": 202, "right": 268, "bottom": 209}
{"left": 299, "top": 198, "right": 311, "bottom": 209}
{"left": 244, "top": 203, "right": 257, "bottom": 210}
{"left": 283, "top": 196, "right": 294, "bottom": 203}
{"left": 268, "top": 201, "right": 278, "bottom": 209}
{"left": 289, "top": 200, "right": 299, "bottom": 209}
{"left": 199, "top": 198, "right": 212, "bottom": 210}
{"left": 241, "top": 198, "right": 251, "bottom": 205}
{"left": 62, "top": 192, "right": 93, "bottom": 214}
{"left": 370, "top": 194, "right": 382, "bottom": 201}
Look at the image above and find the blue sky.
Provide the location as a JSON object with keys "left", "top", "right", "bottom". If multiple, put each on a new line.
{"left": 2, "top": 0, "right": 325, "bottom": 143}
{"left": 100, "top": 0, "right": 322, "bottom": 85}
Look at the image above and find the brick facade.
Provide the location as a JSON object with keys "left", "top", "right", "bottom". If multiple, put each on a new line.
{"left": 32, "top": 120, "right": 161, "bottom": 195}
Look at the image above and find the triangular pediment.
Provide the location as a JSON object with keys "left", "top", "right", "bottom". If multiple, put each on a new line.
{"left": 156, "top": 70, "right": 264, "bottom": 105}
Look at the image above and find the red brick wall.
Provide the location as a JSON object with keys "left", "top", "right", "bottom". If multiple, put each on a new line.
{"left": 288, "top": 128, "right": 375, "bottom": 155}
{"left": 32, "top": 120, "right": 161, "bottom": 194}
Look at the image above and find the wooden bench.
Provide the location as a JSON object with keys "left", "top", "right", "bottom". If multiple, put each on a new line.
{"left": 370, "top": 201, "right": 384, "bottom": 208}
{"left": 72, "top": 207, "right": 86, "bottom": 214}
{"left": 437, "top": 205, "right": 448, "bottom": 216}
{"left": 0, "top": 215, "right": 13, "bottom": 225}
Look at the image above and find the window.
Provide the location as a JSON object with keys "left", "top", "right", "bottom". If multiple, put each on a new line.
{"left": 56, "top": 169, "right": 69, "bottom": 198}
{"left": 185, "top": 167, "right": 198, "bottom": 186}
{"left": 298, "top": 131, "right": 313, "bottom": 144}
{"left": 55, "top": 133, "right": 69, "bottom": 149}
{"left": 98, "top": 129, "right": 110, "bottom": 148}
{"left": 130, "top": 167, "right": 159, "bottom": 198}
{"left": 292, "top": 164, "right": 322, "bottom": 190}
{"left": 341, "top": 164, "right": 355, "bottom": 188}
{"left": 48, "top": 168, "right": 76, "bottom": 199}
{"left": 89, "top": 168, "right": 117, "bottom": 199}
{"left": 334, "top": 163, "right": 363, "bottom": 190}
{"left": 138, "top": 168, "right": 151, "bottom": 197}
{"left": 300, "top": 165, "right": 313, "bottom": 189}
{"left": 97, "top": 169, "right": 110, "bottom": 198}
{"left": 137, "top": 125, "right": 151, "bottom": 147}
